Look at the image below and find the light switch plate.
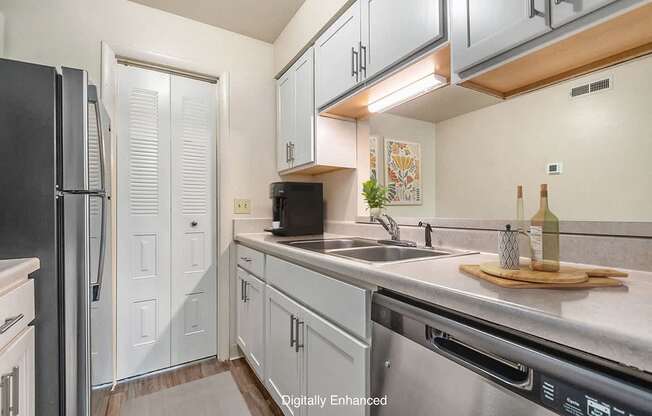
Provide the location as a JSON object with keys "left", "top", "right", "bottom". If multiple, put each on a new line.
{"left": 234, "top": 199, "right": 251, "bottom": 214}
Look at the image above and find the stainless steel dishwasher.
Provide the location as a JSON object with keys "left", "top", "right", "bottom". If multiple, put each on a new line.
{"left": 371, "top": 290, "right": 652, "bottom": 416}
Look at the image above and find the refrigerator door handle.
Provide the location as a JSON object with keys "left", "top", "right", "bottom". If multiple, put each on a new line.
{"left": 87, "top": 85, "right": 107, "bottom": 193}
{"left": 90, "top": 193, "right": 107, "bottom": 302}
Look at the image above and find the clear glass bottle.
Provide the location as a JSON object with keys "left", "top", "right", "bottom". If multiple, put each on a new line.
{"left": 516, "top": 185, "right": 524, "bottom": 231}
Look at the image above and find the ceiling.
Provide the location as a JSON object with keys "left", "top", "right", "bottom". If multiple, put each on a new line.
{"left": 130, "top": 0, "right": 305, "bottom": 43}
{"left": 388, "top": 85, "right": 502, "bottom": 124}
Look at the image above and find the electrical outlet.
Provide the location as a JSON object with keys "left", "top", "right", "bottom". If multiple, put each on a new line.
{"left": 234, "top": 199, "right": 251, "bottom": 214}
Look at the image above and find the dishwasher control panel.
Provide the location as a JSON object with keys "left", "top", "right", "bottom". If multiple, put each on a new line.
{"left": 537, "top": 374, "right": 645, "bottom": 416}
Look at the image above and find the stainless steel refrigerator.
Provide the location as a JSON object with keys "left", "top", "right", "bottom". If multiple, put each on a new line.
{"left": 0, "top": 58, "right": 112, "bottom": 416}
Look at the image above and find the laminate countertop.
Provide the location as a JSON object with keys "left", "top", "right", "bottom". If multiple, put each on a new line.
{"left": 0, "top": 257, "right": 39, "bottom": 295}
{"left": 235, "top": 232, "right": 652, "bottom": 375}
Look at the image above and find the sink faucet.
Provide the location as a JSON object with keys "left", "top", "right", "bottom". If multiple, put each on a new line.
{"left": 374, "top": 215, "right": 417, "bottom": 247}
{"left": 418, "top": 221, "right": 433, "bottom": 248}
{"left": 374, "top": 214, "right": 401, "bottom": 241}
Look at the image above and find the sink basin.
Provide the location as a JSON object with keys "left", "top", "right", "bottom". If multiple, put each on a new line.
{"left": 331, "top": 246, "right": 452, "bottom": 263}
{"left": 280, "top": 238, "right": 477, "bottom": 264}
{"left": 282, "top": 238, "right": 380, "bottom": 251}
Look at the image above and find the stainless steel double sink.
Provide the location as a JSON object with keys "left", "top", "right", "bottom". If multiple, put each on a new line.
{"left": 281, "top": 238, "right": 476, "bottom": 264}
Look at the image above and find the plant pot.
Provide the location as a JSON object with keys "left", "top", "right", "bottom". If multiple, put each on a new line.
{"left": 369, "top": 207, "right": 384, "bottom": 221}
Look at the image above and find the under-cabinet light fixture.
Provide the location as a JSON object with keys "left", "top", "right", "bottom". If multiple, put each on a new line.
{"left": 368, "top": 73, "right": 447, "bottom": 113}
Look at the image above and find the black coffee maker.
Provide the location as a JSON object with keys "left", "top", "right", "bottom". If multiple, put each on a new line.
{"left": 268, "top": 182, "right": 324, "bottom": 236}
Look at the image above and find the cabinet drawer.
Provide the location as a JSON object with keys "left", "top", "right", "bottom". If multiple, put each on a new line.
{"left": 266, "top": 256, "right": 369, "bottom": 339}
{"left": 0, "top": 326, "right": 35, "bottom": 416}
{"left": 0, "top": 279, "right": 35, "bottom": 350}
{"left": 237, "top": 245, "right": 265, "bottom": 278}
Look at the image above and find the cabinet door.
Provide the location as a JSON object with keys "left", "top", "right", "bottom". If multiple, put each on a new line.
{"left": 277, "top": 70, "right": 295, "bottom": 171}
{"left": 265, "top": 286, "right": 302, "bottom": 416}
{"left": 243, "top": 274, "right": 265, "bottom": 380}
{"left": 361, "top": 0, "right": 443, "bottom": 79}
{"left": 315, "top": 0, "right": 361, "bottom": 109}
{"left": 291, "top": 47, "right": 315, "bottom": 168}
{"left": 451, "top": 0, "right": 551, "bottom": 73}
{"left": 551, "top": 0, "right": 619, "bottom": 27}
{"left": 0, "top": 327, "right": 35, "bottom": 416}
{"left": 299, "top": 306, "right": 369, "bottom": 416}
{"left": 236, "top": 268, "right": 249, "bottom": 354}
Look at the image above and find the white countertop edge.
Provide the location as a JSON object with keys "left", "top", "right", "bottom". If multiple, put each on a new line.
{"left": 0, "top": 257, "right": 40, "bottom": 294}
{"left": 234, "top": 233, "right": 652, "bottom": 374}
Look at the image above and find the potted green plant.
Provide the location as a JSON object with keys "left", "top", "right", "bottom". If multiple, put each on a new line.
{"left": 362, "top": 179, "right": 389, "bottom": 220}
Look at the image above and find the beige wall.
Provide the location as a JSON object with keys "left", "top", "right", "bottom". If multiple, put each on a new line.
{"left": 0, "top": 0, "right": 282, "bottom": 359}
{"left": 435, "top": 56, "right": 652, "bottom": 222}
{"left": 273, "top": 0, "right": 351, "bottom": 75}
{"left": 0, "top": 11, "right": 4, "bottom": 56}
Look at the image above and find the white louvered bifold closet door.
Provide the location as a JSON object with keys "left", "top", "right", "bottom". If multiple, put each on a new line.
{"left": 170, "top": 75, "right": 217, "bottom": 365}
{"left": 116, "top": 65, "right": 217, "bottom": 379}
{"left": 116, "top": 65, "right": 172, "bottom": 379}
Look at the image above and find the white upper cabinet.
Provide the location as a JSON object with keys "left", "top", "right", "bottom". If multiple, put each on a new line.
{"left": 291, "top": 48, "right": 315, "bottom": 167}
{"left": 277, "top": 69, "right": 295, "bottom": 172}
{"left": 276, "top": 47, "right": 314, "bottom": 171}
{"left": 451, "top": 0, "right": 551, "bottom": 72}
{"left": 550, "top": 0, "right": 619, "bottom": 27}
{"left": 361, "top": 0, "right": 443, "bottom": 79}
{"left": 315, "top": 1, "right": 362, "bottom": 109}
{"left": 276, "top": 47, "right": 357, "bottom": 175}
{"left": 315, "top": 0, "right": 445, "bottom": 110}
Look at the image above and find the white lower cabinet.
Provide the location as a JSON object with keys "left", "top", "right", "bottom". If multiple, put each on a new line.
{"left": 301, "top": 301, "right": 368, "bottom": 416}
{"left": 236, "top": 268, "right": 265, "bottom": 380}
{"left": 0, "top": 326, "right": 35, "bottom": 416}
{"left": 265, "top": 285, "right": 369, "bottom": 416}
{"left": 265, "top": 285, "right": 303, "bottom": 416}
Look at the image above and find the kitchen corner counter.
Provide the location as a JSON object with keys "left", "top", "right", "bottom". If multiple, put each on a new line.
{"left": 235, "top": 233, "right": 652, "bottom": 375}
{"left": 0, "top": 258, "right": 40, "bottom": 295}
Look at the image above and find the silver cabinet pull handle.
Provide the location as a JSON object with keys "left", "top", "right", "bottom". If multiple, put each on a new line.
{"left": 10, "top": 367, "right": 18, "bottom": 416}
{"left": 240, "top": 279, "right": 244, "bottom": 302}
{"left": 290, "top": 315, "right": 296, "bottom": 347}
{"left": 295, "top": 319, "right": 304, "bottom": 352}
{"left": 529, "top": 0, "right": 545, "bottom": 18}
{"left": 359, "top": 42, "right": 367, "bottom": 77}
{"left": 351, "top": 47, "right": 359, "bottom": 79}
{"left": 1, "top": 367, "right": 20, "bottom": 416}
{"left": 0, "top": 314, "right": 24, "bottom": 334}
{"left": 1, "top": 373, "right": 9, "bottom": 416}
{"left": 285, "top": 142, "right": 290, "bottom": 163}
{"left": 243, "top": 282, "right": 249, "bottom": 303}
{"left": 240, "top": 256, "right": 252, "bottom": 263}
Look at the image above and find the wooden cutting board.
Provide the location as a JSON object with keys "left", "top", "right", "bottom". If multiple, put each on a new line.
{"left": 460, "top": 265, "right": 625, "bottom": 289}
{"left": 584, "top": 268, "right": 628, "bottom": 278}
{"left": 480, "top": 262, "right": 589, "bottom": 283}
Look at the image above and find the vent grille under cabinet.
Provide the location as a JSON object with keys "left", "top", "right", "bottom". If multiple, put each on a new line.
{"left": 570, "top": 76, "right": 612, "bottom": 98}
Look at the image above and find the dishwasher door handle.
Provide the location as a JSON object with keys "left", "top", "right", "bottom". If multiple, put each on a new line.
{"left": 429, "top": 330, "right": 534, "bottom": 391}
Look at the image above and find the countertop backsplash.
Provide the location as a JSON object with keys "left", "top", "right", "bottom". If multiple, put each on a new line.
{"left": 232, "top": 218, "right": 652, "bottom": 271}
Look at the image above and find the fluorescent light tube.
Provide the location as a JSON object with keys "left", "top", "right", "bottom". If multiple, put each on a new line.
{"left": 368, "top": 74, "right": 447, "bottom": 113}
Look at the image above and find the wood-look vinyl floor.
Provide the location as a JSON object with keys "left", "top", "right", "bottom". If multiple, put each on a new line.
{"left": 92, "top": 358, "right": 283, "bottom": 416}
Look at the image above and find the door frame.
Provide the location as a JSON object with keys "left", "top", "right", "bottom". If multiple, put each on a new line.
{"left": 100, "top": 41, "right": 229, "bottom": 382}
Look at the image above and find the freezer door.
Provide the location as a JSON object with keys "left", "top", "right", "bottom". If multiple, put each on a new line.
{"left": 61, "top": 68, "right": 110, "bottom": 195}
{"left": 61, "top": 67, "right": 89, "bottom": 192}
